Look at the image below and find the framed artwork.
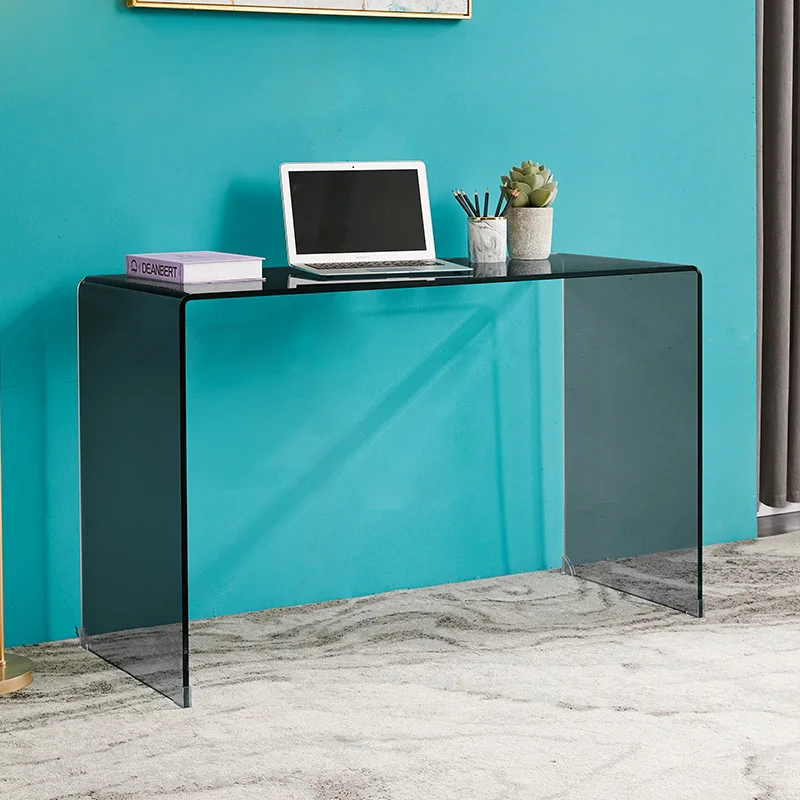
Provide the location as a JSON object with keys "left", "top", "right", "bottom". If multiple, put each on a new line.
{"left": 126, "top": 0, "right": 471, "bottom": 19}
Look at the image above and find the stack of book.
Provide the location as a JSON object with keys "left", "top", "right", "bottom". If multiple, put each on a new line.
{"left": 125, "top": 251, "right": 264, "bottom": 290}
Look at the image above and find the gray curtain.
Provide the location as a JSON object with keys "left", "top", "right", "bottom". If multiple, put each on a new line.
{"left": 758, "top": 0, "right": 800, "bottom": 506}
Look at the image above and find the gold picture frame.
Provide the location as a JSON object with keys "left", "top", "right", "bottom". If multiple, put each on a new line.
{"left": 126, "top": 0, "right": 471, "bottom": 19}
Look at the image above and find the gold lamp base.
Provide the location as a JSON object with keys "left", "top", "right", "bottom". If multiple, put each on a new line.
{"left": 0, "top": 654, "right": 33, "bottom": 696}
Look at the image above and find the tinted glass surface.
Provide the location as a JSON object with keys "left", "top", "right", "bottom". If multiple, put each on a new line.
{"left": 289, "top": 169, "right": 427, "bottom": 254}
{"left": 87, "top": 254, "right": 697, "bottom": 300}
{"left": 563, "top": 270, "right": 701, "bottom": 616}
{"left": 79, "top": 281, "right": 190, "bottom": 706}
{"left": 78, "top": 255, "right": 702, "bottom": 708}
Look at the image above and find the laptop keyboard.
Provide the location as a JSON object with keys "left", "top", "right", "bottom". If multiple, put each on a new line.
{"left": 312, "top": 260, "right": 445, "bottom": 271}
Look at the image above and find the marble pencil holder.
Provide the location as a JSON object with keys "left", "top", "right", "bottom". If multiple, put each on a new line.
{"left": 468, "top": 217, "right": 508, "bottom": 264}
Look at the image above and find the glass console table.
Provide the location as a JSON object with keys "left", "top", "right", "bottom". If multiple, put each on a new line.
{"left": 78, "top": 255, "right": 702, "bottom": 707}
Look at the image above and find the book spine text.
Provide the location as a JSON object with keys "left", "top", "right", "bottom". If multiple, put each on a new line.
{"left": 126, "top": 256, "right": 183, "bottom": 283}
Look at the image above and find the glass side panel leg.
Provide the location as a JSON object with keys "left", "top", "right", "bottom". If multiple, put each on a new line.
{"left": 78, "top": 282, "right": 190, "bottom": 706}
{"left": 563, "top": 270, "right": 702, "bottom": 617}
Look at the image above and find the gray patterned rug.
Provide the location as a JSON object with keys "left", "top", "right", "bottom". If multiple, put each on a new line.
{"left": 2, "top": 533, "right": 799, "bottom": 800}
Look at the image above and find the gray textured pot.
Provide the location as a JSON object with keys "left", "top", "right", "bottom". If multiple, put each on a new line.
{"left": 507, "top": 207, "right": 554, "bottom": 260}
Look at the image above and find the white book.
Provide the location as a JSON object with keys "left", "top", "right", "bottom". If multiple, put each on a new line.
{"left": 123, "top": 277, "right": 266, "bottom": 295}
{"left": 125, "top": 251, "right": 263, "bottom": 284}
{"left": 181, "top": 279, "right": 264, "bottom": 294}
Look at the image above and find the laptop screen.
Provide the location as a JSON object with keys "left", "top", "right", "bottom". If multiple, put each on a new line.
{"left": 288, "top": 168, "right": 428, "bottom": 256}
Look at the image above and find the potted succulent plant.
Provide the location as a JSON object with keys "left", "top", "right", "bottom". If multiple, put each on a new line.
{"left": 501, "top": 161, "right": 558, "bottom": 260}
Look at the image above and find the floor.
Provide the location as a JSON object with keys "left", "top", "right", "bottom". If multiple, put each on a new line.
{"left": 1, "top": 533, "right": 799, "bottom": 800}
{"left": 758, "top": 509, "right": 800, "bottom": 538}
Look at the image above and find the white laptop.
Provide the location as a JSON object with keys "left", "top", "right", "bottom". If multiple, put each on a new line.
{"left": 280, "top": 161, "right": 471, "bottom": 277}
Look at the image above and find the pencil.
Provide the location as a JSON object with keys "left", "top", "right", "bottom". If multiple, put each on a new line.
{"left": 453, "top": 191, "right": 473, "bottom": 217}
{"left": 505, "top": 189, "right": 520, "bottom": 215}
{"left": 499, "top": 189, "right": 520, "bottom": 217}
{"left": 474, "top": 192, "right": 481, "bottom": 220}
{"left": 483, "top": 189, "right": 489, "bottom": 218}
{"left": 456, "top": 192, "right": 473, "bottom": 217}
{"left": 460, "top": 191, "right": 478, "bottom": 217}
{"left": 493, "top": 184, "right": 507, "bottom": 218}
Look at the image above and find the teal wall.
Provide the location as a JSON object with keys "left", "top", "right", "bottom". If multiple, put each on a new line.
{"left": 0, "top": 0, "right": 756, "bottom": 645}
{"left": 184, "top": 282, "right": 566, "bottom": 621}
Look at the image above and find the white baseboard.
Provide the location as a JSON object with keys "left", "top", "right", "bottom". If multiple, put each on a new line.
{"left": 758, "top": 502, "right": 800, "bottom": 517}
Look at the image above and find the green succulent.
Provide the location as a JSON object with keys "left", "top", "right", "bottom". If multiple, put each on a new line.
{"left": 501, "top": 160, "right": 558, "bottom": 208}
